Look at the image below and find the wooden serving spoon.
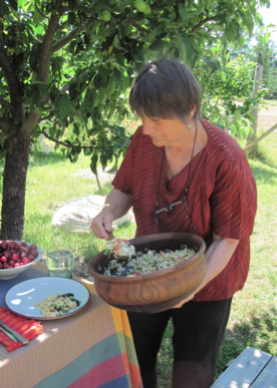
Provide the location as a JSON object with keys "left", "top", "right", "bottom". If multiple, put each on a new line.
{"left": 105, "top": 232, "right": 134, "bottom": 275}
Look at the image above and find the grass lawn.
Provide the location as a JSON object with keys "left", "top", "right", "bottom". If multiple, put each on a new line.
{"left": 0, "top": 123, "right": 276, "bottom": 387}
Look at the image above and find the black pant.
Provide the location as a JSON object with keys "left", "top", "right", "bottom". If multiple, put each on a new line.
{"left": 128, "top": 298, "right": 232, "bottom": 388}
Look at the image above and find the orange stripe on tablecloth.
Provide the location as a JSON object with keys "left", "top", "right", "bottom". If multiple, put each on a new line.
{"left": 122, "top": 351, "right": 130, "bottom": 373}
{"left": 111, "top": 307, "right": 124, "bottom": 333}
{"left": 111, "top": 308, "right": 133, "bottom": 338}
{"left": 121, "top": 310, "right": 133, "bottom": 339}
{"left": 129, "top": 362, "right": 143, "bottom": 388}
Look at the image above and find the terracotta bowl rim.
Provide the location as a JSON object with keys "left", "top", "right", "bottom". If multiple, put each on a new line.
{"left": 89, "top": 232, "right": 206, "bottom": 283}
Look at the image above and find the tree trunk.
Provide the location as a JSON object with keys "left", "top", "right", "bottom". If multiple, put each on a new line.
{"left": 1, "top": 130, "right": 31, "bottom": 240}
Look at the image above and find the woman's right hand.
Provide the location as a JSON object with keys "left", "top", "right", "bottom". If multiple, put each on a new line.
{"left": 90, "top": 208, "right": 114, "bottom": 240}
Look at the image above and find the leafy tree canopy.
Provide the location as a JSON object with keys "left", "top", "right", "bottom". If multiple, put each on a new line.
{"left": 0, "top": 0, "right": 271, "bottom": 239}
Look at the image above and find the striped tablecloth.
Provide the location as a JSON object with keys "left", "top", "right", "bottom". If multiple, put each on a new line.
{"left": 0, "top": 262, "right": 142, "bottom": 388}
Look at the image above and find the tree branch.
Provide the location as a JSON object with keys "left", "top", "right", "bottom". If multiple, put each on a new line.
{"left": 52, "top": 24, "right": 85, "bottom": 53}
{"left": 39, "top": 130, "right": 99, "bottom": 150}
{"left": 0, "top": 118, "right": 12, "bottom": 134}
{"left": 190, "top": 16, "right": 220, "bottom": 33}
{"left": 21, "top": 111, "right": 42, "bottom": 135}
{"left": 59, "top": 4, "right": 97, "bottom": 15}
{"left": 37, "top": 15, "right": 61, "bottom": 83}
{"left": 35, "top": 3, "right": 50, "bottom": 19}
{"left": 52, "top": 18, "right": 95, "bottom": 53}
{"left": 0, "top": 99, "right": 15, "bottom": 111}
{"left": 244, "top": 123, "right": 277, "bottom": 152}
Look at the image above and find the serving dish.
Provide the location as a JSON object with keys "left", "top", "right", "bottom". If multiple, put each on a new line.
{"left": 88, "top": 233, "right": 206, "bottom": 313}
{"left": 0, "top": 241, "right": 43, "bottom": 280}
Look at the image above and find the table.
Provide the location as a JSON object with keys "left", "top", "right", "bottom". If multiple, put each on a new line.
{"left": 211, "top": 346, "right": 277, "bottom": 387}
{"left": 0, "top": 262, "right": 143, "bottom": 388}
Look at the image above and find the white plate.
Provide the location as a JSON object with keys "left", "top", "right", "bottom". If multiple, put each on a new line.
{"left": 0, "top": 241, "right": 44, "bottom": 280}
{"left": 5, "top": 277, "right": 90, "bottom": 320}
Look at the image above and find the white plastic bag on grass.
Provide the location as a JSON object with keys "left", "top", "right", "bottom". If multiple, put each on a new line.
{"left": 52, "top": 194, "right": 134, "bottom": 233}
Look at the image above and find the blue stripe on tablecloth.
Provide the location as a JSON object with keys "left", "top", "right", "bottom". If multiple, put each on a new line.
{"left": 33, "top": 332, "right": 127, "bottom": 388}
{"left": 0, "top": 268, "right": 47, "bottom": 307}
{"left": 98, "top": 375, "right": 130, "bottom": 388}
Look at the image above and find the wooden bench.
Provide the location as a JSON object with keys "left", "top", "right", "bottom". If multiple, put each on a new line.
{"left": 211, "top": 346, "right": 277, "bottom": 387}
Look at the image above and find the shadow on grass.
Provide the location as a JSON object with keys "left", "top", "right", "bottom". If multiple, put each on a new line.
{"left": 157, "top": 305, "right": 277, "bottom": 385}
{"left": 217, "top": 305, "right": 277, "bottom": 377}
{"left": 250, "top": 164, "right": 277, "bottom": 184}
{"left": 30, "top": 151, "right": 67, "bottom": 167}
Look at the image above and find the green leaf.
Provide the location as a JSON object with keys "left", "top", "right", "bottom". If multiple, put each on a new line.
{"left": 68, "top": 12, "right": 76, "bottom": 25}
{"left": 90, "top": 152, "right": 98, "bottom": 174}
{"left": 57, "top": 95, "right": 72, "bottom": 118}
{"left": 264, "top": 33, "right": 270, "bottom": 44}
{"left": 73, "top": 123, "right": 80, "bottom": 136}
{"left": 178, "top": 3, "right": 188, "bottom": 22}
{"left": 179, "top": 32, "right": 192, "bottom": 56}
{"left": 204, "top": 56, "right": 221, "bottom": 73}
{"left": 149, "top": 40, "right": 167, "bottom": 51}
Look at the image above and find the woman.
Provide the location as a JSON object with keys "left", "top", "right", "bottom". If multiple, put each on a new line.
{"left": 91, "top": 57, "right": 257, "bottom": 388}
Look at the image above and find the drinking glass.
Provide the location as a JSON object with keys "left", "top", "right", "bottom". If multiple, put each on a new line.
{"left": 46, "top": 247, "right": 73, "bottom": 278}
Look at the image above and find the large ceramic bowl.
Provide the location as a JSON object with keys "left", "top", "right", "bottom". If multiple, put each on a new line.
{"left": 0, "top": 241, "right": 43, "bottom": 280}
{"left": 88, "top": 233, "right": 207, "bottom": 313}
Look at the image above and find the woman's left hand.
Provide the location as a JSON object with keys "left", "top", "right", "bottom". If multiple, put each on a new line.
{"left": 172, "top": 233, "right": 239, "bottom": 309}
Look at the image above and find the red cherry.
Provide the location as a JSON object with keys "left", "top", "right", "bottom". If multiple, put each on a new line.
{"left": 11, "top": 253, "right": 19, "bottom": 261}
{"left": 0, "top": 241, "right": 8, "bottom": 250}
{"left": 22, "top": 258, "right": 30, "bottom": 265}
{"left": 20, "top": 251, "right": 27, "bottom": 259}
{"left": 29, "top": 248, "right": 38, "bottom": 257}
{"left": 15, "top": 243, "right": 21, "bottom": 251}
{"left": 14, "top": 263, "right": 20, "bottom": 268}
{"left": 9, "top": 260, "right": 15, "bottom": 267}
{"left": 3, "top": 263, "right": 8, "bottom": 269}
{"left": 21, "top": 242, "right": 28, "bottom": 247}
{"left": 8, "top": 240, "right": 16, "bottom": 249}
{"left": 27, "top": 254, "right": 34, "bottom": 262}
{"left": 10, "top": 249, "right": 16, "bottom": 255}
{"left": 0, "top": 262, "right": 2, "bottom": 269}
{"left": 0, "top": 256, "right": 7, "bottom": 263}
{"left": 3, "top": 251, "right": 9, "bottom": 258}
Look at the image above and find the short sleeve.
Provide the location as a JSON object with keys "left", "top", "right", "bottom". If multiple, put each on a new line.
{"left": 210, "top": 155, "right": 257, "bottom": 240}
{"left": 112, "top": 127, "right": 142, "bottom": 196}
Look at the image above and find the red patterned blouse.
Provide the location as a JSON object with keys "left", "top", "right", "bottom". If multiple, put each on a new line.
{"left": 112, "top": 119, "right": 257, "bottom": 301}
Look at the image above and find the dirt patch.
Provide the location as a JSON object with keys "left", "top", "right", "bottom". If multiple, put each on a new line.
{"left": 73, "top": 256, "right": 94, "bottom": 282}
{"left": 258, "top": 103, "right": 277, "bottom": 131}
{"left": 75, "top": 167, "right": 115, "bottom": 181}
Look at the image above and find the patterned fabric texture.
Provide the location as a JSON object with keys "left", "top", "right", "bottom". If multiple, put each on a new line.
{"left": 0, "top": 263, "right": 142, "bottom": 388}
{"left": 0, "top": 306, "right": 43, "bottom": 351}
{"left": 113, "top": 119, "right": 257, "bottom": 301}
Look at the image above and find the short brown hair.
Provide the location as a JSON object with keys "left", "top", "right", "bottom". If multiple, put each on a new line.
{"left": 129, "top": 57, "right": 201, "bottom": 122}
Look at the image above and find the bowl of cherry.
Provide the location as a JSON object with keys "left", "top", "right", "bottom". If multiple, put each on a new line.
{"left": 0, "top": 240, "right": 43, "bottom": 280}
